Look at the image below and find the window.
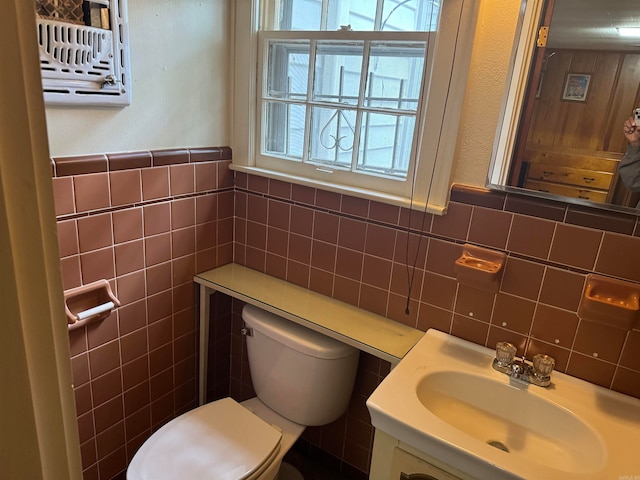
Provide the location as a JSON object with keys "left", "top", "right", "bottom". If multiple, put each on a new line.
{"left": 233, "top": 0, "right": 479, "bottom": 214}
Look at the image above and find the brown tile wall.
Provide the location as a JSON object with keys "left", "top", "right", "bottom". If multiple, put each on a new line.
{"left": 231, "top": 175, "right": 640, "bottom": 477}
{"left": 54, "top": 148, "right": 234, "bottom": 480}
{"left": 55, "top": 148, "right": 640, "bottom": 480}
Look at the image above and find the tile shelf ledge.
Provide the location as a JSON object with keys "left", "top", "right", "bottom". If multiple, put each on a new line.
{"left": 194, "top": 263, "right": 424, "bottom": 405}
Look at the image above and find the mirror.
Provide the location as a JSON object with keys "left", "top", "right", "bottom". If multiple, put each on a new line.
{"left": 489, "top": 0, "right": 640, "bottom": 214}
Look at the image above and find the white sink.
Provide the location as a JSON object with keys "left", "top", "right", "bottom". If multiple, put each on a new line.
{"left": 367, "top": 329, "right": 640, "bottom": 480}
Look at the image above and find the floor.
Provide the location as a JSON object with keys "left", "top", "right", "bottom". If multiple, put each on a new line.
{"left": 283, "top": 445, "right": 362, "bottom": 480}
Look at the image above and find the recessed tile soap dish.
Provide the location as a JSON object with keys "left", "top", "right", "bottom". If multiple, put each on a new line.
{"left": 454, "top": 244, "right": 506, "bottom": 293}
{"left": 578, "top": 274, "right": 640, "bottom": 330}
{"left": 64, "top": 279, "right": 120, "bottom": 330}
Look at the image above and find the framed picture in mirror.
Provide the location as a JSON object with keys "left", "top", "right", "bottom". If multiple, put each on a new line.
{"left": 561, "top": 73, "right": 591, "bottom": 102}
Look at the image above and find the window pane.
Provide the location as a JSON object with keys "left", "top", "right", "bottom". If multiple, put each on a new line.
{"left": 266, "top": 41, "right": 309, "bottom": 101}
{"left": 365, "top": 42, "right": 426, "bottom": 111}
{"left": 285, "top": 0, "right": 322, "bottom": 30}
{"left": 263, "top": 101, "right": 306, "bottom": 160}
{"left": 309, "top": 106, "right": 357, "bottom": 167}
{"left": 357, "top": 113, "right": 415, "bottom": 177}
{"left": 278, "top": 0, "right": 439, "bottom": 32}
{"left": 381, "top": 0, "right": 440, "bottom": 32}
{"left": 325, "top": 0, "right": 377, "bottom": 31}
{"left": 313, "top": 41, "right": 364, "bottom": 106}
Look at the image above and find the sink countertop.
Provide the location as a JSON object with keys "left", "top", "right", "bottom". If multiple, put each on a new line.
{"left": 366, "top": 329, "right": 640, "bottom": 480}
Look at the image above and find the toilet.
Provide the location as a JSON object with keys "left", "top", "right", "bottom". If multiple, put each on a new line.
{"left": 127, "top": 304, "right": 360, "bottom": 480}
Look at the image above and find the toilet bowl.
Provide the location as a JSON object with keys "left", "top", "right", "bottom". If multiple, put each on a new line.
{"left": 127, "top": 304, "right": 359, "bottom": 480}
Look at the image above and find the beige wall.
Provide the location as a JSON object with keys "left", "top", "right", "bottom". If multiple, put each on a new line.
{"left": 45, "top": 0, "right": 231, "bottom": 158}
{"left": 44, "top": 0, "right": 522, "bottom": 191}
{"left": 453, "top": 0, "right": 523, "bottom": 189}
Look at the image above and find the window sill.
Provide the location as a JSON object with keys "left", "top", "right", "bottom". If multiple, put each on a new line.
{"left": 230, "top": 164, "right": 447, "bottom": 215}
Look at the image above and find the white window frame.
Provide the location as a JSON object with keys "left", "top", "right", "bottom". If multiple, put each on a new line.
{"left": 231, "top": 0, "right": 480, "bottom": 215}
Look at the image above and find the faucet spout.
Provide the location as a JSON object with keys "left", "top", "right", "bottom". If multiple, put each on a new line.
{"left": 492, "top": 345, "right": 554, "bottom": 388}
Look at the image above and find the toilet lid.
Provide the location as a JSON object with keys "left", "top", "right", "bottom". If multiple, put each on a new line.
{"left": 127, "top": 398, "right": 282, "bottom": 480}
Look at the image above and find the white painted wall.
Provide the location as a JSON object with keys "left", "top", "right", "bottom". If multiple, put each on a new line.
{"left": 45, "top": 0, "right": 230, "bottom": 158}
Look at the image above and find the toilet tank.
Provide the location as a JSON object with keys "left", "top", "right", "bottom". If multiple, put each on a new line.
{"left": 242, "top": 304, "right": 359, "bottom": 426}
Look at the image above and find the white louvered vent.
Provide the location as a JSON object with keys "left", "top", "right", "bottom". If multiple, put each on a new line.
{"left": 37, "top": 0, "right": 131, "bottom": 106}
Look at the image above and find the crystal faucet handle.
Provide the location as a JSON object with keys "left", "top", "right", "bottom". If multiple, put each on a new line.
{"left": 495, "top": 342, "right": 517, "bottom": 366}
{"left": 533, "top": 354, "right": 555, "bottom": 378}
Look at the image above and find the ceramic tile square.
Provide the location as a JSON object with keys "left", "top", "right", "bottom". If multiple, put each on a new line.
{"left": 107, "top": 151, "right": 151, "bottom": 171}
{"left": 265, "top": 254, "right": 287, "bottom": 280}
{"left": 268, "top": 200, "right": 291, "bottom": 230}
{"left": 364, "top": 224, "right": 395, "bottom": 259}
{"left": 266, "top": 227, "right": 288, "bottom": 258}
{"left": 246, "top": 221, "right": 267, "bottom": 250}
{"left": 336, "top": 248, "right": 364, "bottom": 281}
{"left": 467, "top": 207, "right": 512, "bottom": 249}
{"left": 454, "top": 284, "right": 495, "bottom": 322}
{"left": 141, "top": 167, "right": 169, "bottom": 201}
{"left": 500, "top": 257, "right": 544, "bottom": 300}
{"left": 451, "top": 314, "right": 489, "bottom": 345}
{"left": 431, "top": 202, "right": 472, "bottom": 240}
{"left": 218, "top": 191, "right": 234, "bottom": 219}
{"left": 595, "top": 233, "right": 640, "bottom": 282}
{"left": 196, "top": 222, "right": 216, "bottom": 251}
{"left": 286, "top": 260, "right": 310, "bottom": 288}
{"left": 195, "top": 195, "right": 217, "bottom": 224}
{"left": 338, "top": 218, "right": 367, "bottom": 251}
{"left": 530, "top": 304, "right": 579, "bottom": 348}
{"left": 52, "top": 177, "right": 75, "bottom": 216}
{"left": 566, "top": 353, "right": 616, "bottom": 388}
{"left": 87, "top": 312, "right": 118, "bottom": 349}
{"left": 80, "top": 247, "right": 115, "bottom": 284}
{"left": 171, "top": 197, "right": 196, "bottom": 230}
{"left": 288, "top": 233, "right": 312, "bottom": 264}
{"left": 57, "top": 219, "right": 79, "bottom": 257}
{"left": 89, "top": 340, "right": 121, "bottom": 378}
{"left": 539, "top": 268, "right": 585, "bottom": 311}
{"left": 144, "top": 233, "right": 171, "bottom": 267}
{"left": 425, "top": 238, "right": 458, "bottom": 278}
{"left": 310, "top": 267, "right": 334, "bottom": 297}
{"left": 77, "top": 213, "right": 113, "bottom": 253}
{"left": 247, "top": 194, "right": 268, "bottom": 224}
{"left": 290, "top": 205, "right": 314, "bottom": 237}
{"left": 172, "top": 254, "right": 196, "bottom": 286}
{"left": 74, "top": 173, "right": 110, "bottom": 213}
{"left": 420, "top": 272, "right": 457, "bottom": 310}
{"left": 114, "top": 240, "right": 144, "bottom": 276}
{"left": 341, "top": 196, "right": 369, "bottom": 217}
{"left": 315, "top": 189, "right": 341, "bottom": 211}
{"left": 118, "top": 299, "right": 147, "bottom": 336}
{"left": 491, "top": 293, "right": 535, "bottom": 335}
{"left": 390, "top": 262, "right": 423, "bottom": 300}
{"left": 169, "top": 164, "right": 195, "bottom": 195}
{"left": 333, "top": 275, "right": 360, "bottom": 306}
{"left": 362, "top": 255, "right": 392, "bottom": 290}
{"left": 368, "top": 201, "right": 399, "bottom": 225}
{"left": 217, "top": 160, "right": 234, "bottom": 189}
{"left": 394, "top": 231, "right": 428, "bottom": 267}
{"left": 143, "top": 203, "right": 171, "bottom": 236}
{"left": 247, "top": 174, "right": 269, "bottom": 194}
{"left": 612, "top": 368, "right": 640, "bottom": 398}
{"left": 573, "top": 320, "right": 627, "bottom": 363}
{"left": 507, "top": 214, "right": 555, "bottom": 258}
{"left": 60, "top": 255, "right": 82, "bottom": 290}
{"left": 110, "top": 169, "right": 142, "bottom": 206}
{"left": 292, "top": 184, "right": 316, "bottom": 205}
{"left": 549, "top": 224, "right": 602, "bottom": 270}
{"left": 619, "top": 330, "right": 640, "bottom": 371}
{"left": 399, "top": 208, "right": 432, "bottom": 233}
{"left": 116, "top": 270, "right": 146, "bottom": 305}
{"left": 172, "top": 227, "right": 196, "bottom": 258}
{"left": 314, "top": 211, "right": 339, "bottom": 244}
{"left": 152, "top": 149, "right": 189, "bottom": 166}
{"left": 310, "top": 240, "right": 336, "bottom": 272}
{"left": 268, "top": 178, "right": 292, "bottom": 199}
{"left": 113, "top": 208, "right": 143, "bottom": 244}
{"left": 387, "top": 293, "right": 419, "bottom": 327}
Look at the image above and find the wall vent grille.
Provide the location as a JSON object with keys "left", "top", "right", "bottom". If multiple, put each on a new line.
{"left": 37, "top": 0, "right": 131, "bottom": 106}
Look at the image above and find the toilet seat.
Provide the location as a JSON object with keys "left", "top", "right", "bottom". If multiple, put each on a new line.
{"left": 127, "top": 397, "right": 282, "bottom": 480}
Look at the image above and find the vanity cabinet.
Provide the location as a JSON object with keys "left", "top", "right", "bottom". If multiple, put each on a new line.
{"left": 370, "top": 430, "right": 474, "bottom": 480}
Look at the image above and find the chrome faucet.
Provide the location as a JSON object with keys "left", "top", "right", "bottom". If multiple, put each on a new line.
{"left": 492, "top": 342, "right": 555, "bottom": 387}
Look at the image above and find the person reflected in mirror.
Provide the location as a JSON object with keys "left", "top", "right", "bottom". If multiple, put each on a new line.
{"left": 620, "top": 115, "right": 640, "bottom": 205}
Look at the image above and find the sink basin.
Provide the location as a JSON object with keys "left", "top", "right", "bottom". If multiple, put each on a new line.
{"left": 367, "top": 329, "right": 640, "bottom": 480}
{"left": 417, "top": 371, "right": 604, "bottom": 474}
